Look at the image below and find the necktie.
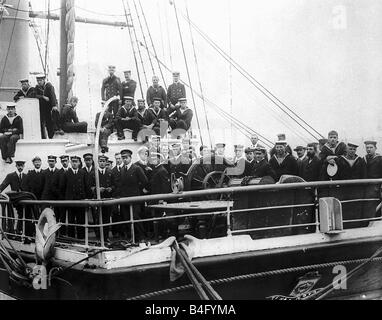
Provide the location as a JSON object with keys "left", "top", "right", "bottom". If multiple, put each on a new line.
{"left": 19, "top": 173, "right": 22, "bottom": 181}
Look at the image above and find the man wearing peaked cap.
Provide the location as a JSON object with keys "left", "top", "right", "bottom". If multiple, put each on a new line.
{"left": 101, "top": 64, "right": 122, "bottom": 118}
{"left": 14, "top": 78, "right": 36, "bottom": 102}
{"left": 364, "top": 140, "right": 382, "bottom": 179}
{"left": 334, "top": 142, "right": 367, "bottom": 180}
{"left": 121, "top": 70, "right": 137, "bottom": 105}
{"left": 167, "top": 71, "right": 186, "bottom": 108}
{"left": 25, "top": 155, "right": 44, "bottom": 200}
{"left": 35, "top": 73, "right": 58, "bottom": 139}
{"left": 116, "top": 95, "right": 140, "bottom": 141}
{"left": 41, "top": 155, "right": 59, "bottom": 201}
{"left": 249, "top": 145, "right": 276, "bottom": 181}
{"left": 0, "top": 103, "right": 23, "bottom": 164}
{"left": 120, "top": 149, "right": 133, "bottom": 157}
{"left": 0, "top": 159, "right": 27, "bottom": 193}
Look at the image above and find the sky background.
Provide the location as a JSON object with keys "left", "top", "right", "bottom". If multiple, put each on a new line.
{"left": 28, "top": 0, "right": 382, "bottom": 155}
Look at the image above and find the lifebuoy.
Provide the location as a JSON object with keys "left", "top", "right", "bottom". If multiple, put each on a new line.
{"left": 35, "top": 208, "right": 61, "bottom": 262}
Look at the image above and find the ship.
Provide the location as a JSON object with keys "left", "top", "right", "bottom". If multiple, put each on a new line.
{"left": 0, "top": 0, "right": 382, "bottom": 300}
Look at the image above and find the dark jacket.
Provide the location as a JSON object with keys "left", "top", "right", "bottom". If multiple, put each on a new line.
{"left": 55, "top": 168, "right": 69, "bottom": 199}
{"left": 365, "top": 154, "right": 382, "bottom": 179}
{"left": 268, "top": 154, "right": 299, "bottom": 181}
{"left": 146, "top": 85, "right": 167, "bottom": 107}
{"left": 169, "top": 108, "right": 193, "bottom": 130}
{"left": 0, "top": 172, "right": 27, "bottom": 193}
{"left": 95, "top": 110, "right": 114, "bottom": 130}
{"left": 0, "top": 114, "right": 23, "bottom": 135}
{"left": 41, "top": 168, "right": 59, "bottom": 200}
{"left": 145, "top": 108, "right": 168, "bottom": 127}
{"left": 89, "top": 168, "right": 113, "bottom": 198}
{"left": 62, "top": 168, "right": 87, "bottom": 200}
{"left": 101, "top": 75, "right": 122, "bottom": 101}
{"left": 119, "top": 163, "right": 148, "bottom": 197}
{"left": 61, "top": 104, "right": 79, "bottom": 124}
{"left": 81, "top": 166, "right": 95, "bottom": 199}
{"left": 111, "top": 165, "right": 123, "bottom": 198}
{"left": 121, "top": 80, "right": 137, "bottom": 101}
{"left": 25, "top": 169, "right": 44, "bottom": 199}
{"left": 319, "top": 142, "right": 347, "bottom": 162}
{"left": 167, "top": 82, "right": 186, "bottom": 106}
{"left": 13, "top": 86, "right": 36, "bottom": 102}
{"left": 35, "top": 82, "right": 57, "bottom": 110}
{"left": 116, "top": 106, "right": 138, "bottom": 121}
{"left": 149, "top": 164, "right": 171, "bottom": 195}
{"left": 250, "top": 159, "right": 277, "bottom": 181}
{"left": 337, "top": 156, "right": 367, "bottom": 180}
{"left": 299, "top": 155, "right": 322, "bottom": 182}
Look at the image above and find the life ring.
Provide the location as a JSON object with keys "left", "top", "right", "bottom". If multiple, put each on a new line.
{"left": 35, "top": 208, "right": 61, "bottom": 262}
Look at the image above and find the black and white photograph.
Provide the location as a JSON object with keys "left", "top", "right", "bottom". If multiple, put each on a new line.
{"left": 0, "top": 0, "right": 382, "bottom": 306}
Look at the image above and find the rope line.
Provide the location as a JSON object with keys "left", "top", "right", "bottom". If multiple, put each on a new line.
{"left": 122, "top": 0, "right": 144, "bottom": 98}
{"left": 126, "top": 0, "right": 148, "bottom": 89}
{"left": 127, "top": 255, "right": 382, "bottom": 300}
{"left": 180, "top": 13, "right": 324, "bottom": 141}
{"left": 184, "top": 0, "right": 212, "bottom": 148}
{"left": 172, "top": 0, "right": 203, "bottom": 145}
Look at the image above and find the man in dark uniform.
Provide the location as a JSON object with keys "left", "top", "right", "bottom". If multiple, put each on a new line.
{"left": 269, "top": 133, "right": 293, "bottom": 157}
{"left": 121, "top": 70, "right": 137, "bottom": 105}
{"left": 111, "top": 152, "right": 123, "bottom": 237}
{"left": 146, "top": 75, "right": 167, "bottom": 108}
{"left": 294, "top": 146, "right": 307, "bottom": 174}
{"left": 135, "top": 146, "right": 153, "bottom": 184}
{"left": 168, "top": 98, "right": 193, "bottom": 132}
{"left": 61, "top": 156, "right": 87, "bottom": 239}
{"left": 336, "top": 143, "right": 367, "bottom": 180}
{"left": 25, "top": 156, "right": 44, "bottom": 199}
{"left": 318, "top": 138, "right": 328, "bottom": 153}
{"left": 144, "top": 97, "right": 168, "bottom": 137}
{"left": 250, "top": 146, "right": 277, "bottom": 181}
{"left": 167, "top": 71, "right": 186, "bottom": 108}
{"left": 148, "top": 153, "right": 171, "bottom": 195}
{"left": 81, "top": 153, "right": 94, "bottom": 199}
{"left": 299, "top": 143, "right": 321, "bottom": 181}
{"left": 0, "top": 160, "right": 27, "bottom": 234}
{"left": 54, "top": 155, "right": 70, "bottom": 233}
{"left": 136, "top": 99, "right": 150, "bottom": 138}
{"left": 61, "top": 96, "right": 88, "bottom": 133}
{"left": 119, "top": 149, "right": 148, "bottom": 239}
{"left": 13, "top": 78, "right": 36, "bottom": 102}
{"left": 95, "top": 109, "right": 114, "bottom": 153}
{"left": 268, "top": 141, "right": 299, "bottom": 181}
{"left": 0, "top": 104, "right": 23, "bottom": 164}
{"left": 115, "top": 96, "right": 140, "bottom": 141}
{"left": 41, "top": 155, "right": 59, "bottom": 201}
{"left": 35, "top": 74, "right": 58, "bottom": 139}
{"left": 101, "top": 65, "right": 122, "bottom": 118}
{"left": 89, "top": 155, "right": 114, "bottom": 242}
{"left": 364, "top": 141, "right": 382, "bottom": 179}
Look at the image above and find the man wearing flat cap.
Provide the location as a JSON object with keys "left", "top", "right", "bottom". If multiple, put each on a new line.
{"left": 35, "top": 74, "right": 58, "bottom": 139}
{"left": 101, "top": 65, "right": 122, "bottom": 118}
{"left": 146, "top": 76, "right": 167, "bottom": 108}
{"left": 364, "top": 141, "right": 382, "bottom": 179}
{"left": 14, "top": 78, "right": 36, "bottom": 102}
{"left": 25, "top": 156, "right": 44, "bottom": 200}
{"left": 299, "top": 143, "right": 321, "bottom": 181}
{"left": 268, "top": 141, "right": 299, "bottom": 181}
{"left": 167, "top": 71, "right": 186, "bottom": 108}
{"left": 121, "top": 70, "right": 137, "bottom": 105}
{"left": 334, "top": 143, "right": 367, "bottom": 180}
{"left": 116, "top": 96, "right": 140, "bottom": 141}
{"left": 0, "top": 104, "right": 23, "bottom": 164}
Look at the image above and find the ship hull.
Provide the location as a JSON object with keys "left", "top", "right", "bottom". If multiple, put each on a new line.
{"left": 1, "top": 236, "right": 382, "bottom": 300}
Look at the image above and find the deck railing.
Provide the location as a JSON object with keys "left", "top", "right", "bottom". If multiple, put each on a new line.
{"left": 0, "top": 179, "right": 381, "bottom": 249}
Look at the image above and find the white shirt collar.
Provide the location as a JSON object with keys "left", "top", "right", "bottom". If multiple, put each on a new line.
{"left": 35, "top": 168, "right": 41, "bottom": 173}
{"left": 125, "top": 162, "right": 133, "bottom": 171}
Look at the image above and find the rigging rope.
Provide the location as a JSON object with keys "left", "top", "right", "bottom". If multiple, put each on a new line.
{"left": 122, "top": 0, "right": 144, "bottom": 98}
{"left": 184, "top": 0, "right": 212, "bottom": 148}
{"left": 140, "top": 42, "right": 273, "bottom": 148}
{"left": 138, "top": 0, "right": 167, "bottom": 90}
{"left": 126, "top": 0, "right": 148, "bottom": 89}
{"left": 172, "top": 0, "right": 203, "bottom": 145}
{"left": 132, "top": 0, "right": 155, "bottom": 76}
{"left": 44, "top": 0, "right": 50, "bottom": 77}
{"left": 180, "top": 13, "right": 324, "bottom": 141}
{"left": 0, "top": 0, "right": 21, "bottom": 88}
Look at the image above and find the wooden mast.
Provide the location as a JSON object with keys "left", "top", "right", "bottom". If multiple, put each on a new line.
{"left": 59, "top": 0, "right": 68, "bottom": 110}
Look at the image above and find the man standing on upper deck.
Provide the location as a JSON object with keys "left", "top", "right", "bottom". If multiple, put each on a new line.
{"left": 146, "top": 76, "right": 167, "bottom": 108}
{"left": 13, "top": 78, "right": 36, "bottom": 102}
{"left": 35, "top": 74, "right": 58, "bottom": 139}
{"left": 121, "top": 70, "right": 137, "bottom": 105}
{"left": 101, "top": 65, "right": 122, "bottom": 118}
{"left": 167, "top": 71, "right": 186, "bottom": 109}
{"left": 268, "top": 140, "right": 299, "bottom": 181}
{"left": 364, "top": 141, "right": 382, "bottom": 179}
